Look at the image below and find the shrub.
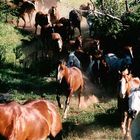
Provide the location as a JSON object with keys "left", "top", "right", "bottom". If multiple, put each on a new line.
{"left": 0, "top": 22, "right": 23, "bottom": 65}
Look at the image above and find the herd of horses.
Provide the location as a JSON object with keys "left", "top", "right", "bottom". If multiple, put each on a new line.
{"left": 3, "top": 0, "right": 140, "bottom": 139}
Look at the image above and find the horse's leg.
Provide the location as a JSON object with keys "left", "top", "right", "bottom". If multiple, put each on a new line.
{"left": 56, "top": 85, "right": 63, "bottom": 109}
{"left": 78, "top": 24, "right": 81, "bottom": 35}
{"left": 34, "top": 24, "right": 38, "bottom": 34}
{"left": 121, "top": 111, "right": 128, "bottom": 135}
{"left": 78, "top": 85, "right": 84, "bottom": 108}
{"left": 56, "top": 94, "right": 63, "bottom": 109}
{"left": 126, "top": 117, "right": 132, "bottom": 137}
{"left": 20, "top": 15, "right": 26, "bottom": 28}
{"left": 28, "top": 13, "right": 32, "bottom": 27}
{"left": 78, "top": 91, "right": 82, "bottom": 108}
{"left": 63, "top": 90, "right": 73, "bottom": 119}
{"left": 17, "top": 17, "right": 19, "bottom": 27}
{"left": 63, "top": 98, "right": 70, "bottom": 119}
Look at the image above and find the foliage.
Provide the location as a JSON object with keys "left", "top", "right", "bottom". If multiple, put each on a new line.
{"left": 95, "top": 0, "right": 126, "bottom": 16}
{"left": 89, "top": 0, "right": 140, "bottom": 43}
{"left": 0, "top": 22, "right": 23, "bottom": 65}
{"left": 120, "top": 4, "right": 140, "bottom": 44}
{"left": 121, "top": 5, "right": 140, "bottom": 27}
{"left": 93, "top": 15, "right": 123, "bottom": 39}
{"left": 89, "top": 0, "right": 125, "bottom": 39}
{"left": 0, "top": 1, "right": 17, "bottom": 22}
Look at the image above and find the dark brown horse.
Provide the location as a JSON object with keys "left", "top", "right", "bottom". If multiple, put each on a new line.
{"left": 0, "top": 99, "right": 62, "bottom": 140}
{"left": 35, "top": 11, "right": 49, "bottom": 34}
{"left": 69, "top": 9, "right": 82, "bottom": 36}
{"left": 57, "top": 61, "right": 84, "bottom": 118}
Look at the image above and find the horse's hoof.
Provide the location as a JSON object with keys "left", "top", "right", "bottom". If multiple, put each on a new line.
{"left": 60, "top": 104, "right": 63, "bottom": 109}
{"left": 126, "top": 132, "right": 130, "bottom": 137}
{"left": 63, "top": 115, "right": 67, "bottom": 119}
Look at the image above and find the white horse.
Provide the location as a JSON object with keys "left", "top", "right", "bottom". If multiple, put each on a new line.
{"left": 118, "top": 69, "right": 140, "bottom": 138}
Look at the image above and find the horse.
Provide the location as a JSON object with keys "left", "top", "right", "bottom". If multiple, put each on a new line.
{"left": 104, "top": 53, "right": 133, "bottom": 72}
{"left": 66, "top": 49, "right": 91, "bottom": 72}
{"left": 16, "top": 0, "right": 36, "bottom": 28}
{"left": 67, "top": 35, "right": 83, "bottom": 52}
{"left": 40, "top": 24, "right": 63, "bottom": 59}
{"left": 67, "top": 51, "right": 81, "bottom": 69}
{"left": 23, "top": 99, "right": 62, "bottom": 139}
{"left": 59, "top": 17, "right": 73, "bottom": 40}
{"left": 100, "top": 52, "right": 133, "bottom": 90}
{"left": 35, "top": 11, "right": 49, "bottom": 34}
{"left": 51, "top": 32, "right": 63, "bottom": 54}
{"left": 48, "top": 6, "right": 60, "bottom": 26}
{"left": 0, "top": 101, "right": 50, "bottom": 140}
{"left": 69, "top": 9, "right": 82, "bottom": 36}
{"left": 118, "top": 68, "right": 140, "bottom": 138}
{"left": 56, "top": 61, "right": 84, "bottom": 119}
{"left": 0, "top": 99, "right": 62, "bottom": 140}
{"left": 86, "top": 49, "right": 106, "bottom": 85}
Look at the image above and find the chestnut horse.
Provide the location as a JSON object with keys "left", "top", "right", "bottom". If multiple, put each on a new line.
{"left": 23, "top": 99, "right": 62, "bottom": 139}
{"left": 0, "top": 99, "right": 62, "bottom": 140}
{"left": 57, "top": 61, "right": 84, "bottom": 119}
{"left": 118, "top": 68, "right": 140, "bottom": 138}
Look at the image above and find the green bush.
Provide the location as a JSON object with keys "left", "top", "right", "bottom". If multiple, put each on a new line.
{"left": 91, "top": 0, "right": 125, "bottom": 39}
{"left": 0, "top": 22, "right": 23, "bottom": 65}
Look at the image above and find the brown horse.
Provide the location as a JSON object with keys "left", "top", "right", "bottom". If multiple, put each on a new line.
{"left": 0, "top": 99, "right": 62, "bottom": 140}
{"left": 57, "top": 61, "right": 84, "bottom": 119}
{"left": 24, "top": 99, "right": 62, "bottom": 139}
{"left": 17, "top": 1, "right": 36, "bottom": 28}
{"left": 48, "top": 6, "right": 60, "bottom": 26}
{"left": 118, "top": 68, "right": 140, "bottom": 138}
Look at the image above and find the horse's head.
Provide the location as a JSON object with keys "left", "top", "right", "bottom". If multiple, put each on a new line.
{"left": 57, "top": 63, "right": 66, "bottom": 83}
{"left": 51, "top": 33, "right": 63, "bottom": 52}
{"left": 51, "top": 6, "right": 57, "bottom": 15}
{"left": 118, "top": 68, "right": 140, "bottom": 118}
{"left": 128, "top": 89, "right": 140, "bottom": 119}
{"left": 127, "top": 77, "right": 140, "bottom": 119}
{"left": 118, "top": 68, "right": 131, "bottom": 99}
{"left": 67, "top": 52, "right": 81, "bottom": 68}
